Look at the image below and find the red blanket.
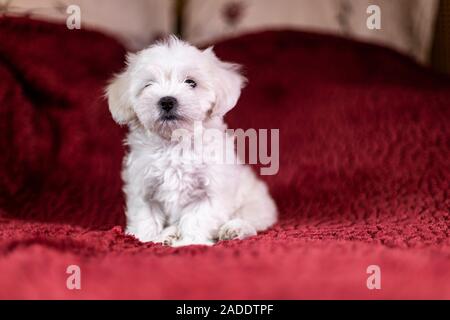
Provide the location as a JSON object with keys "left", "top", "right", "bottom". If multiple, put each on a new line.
{"left": 0, "top": 17, "right": 449, "bottom": 299}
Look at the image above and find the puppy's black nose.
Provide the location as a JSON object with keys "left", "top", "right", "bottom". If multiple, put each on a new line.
{"left": 158, "top": 96, "right": 178, "bottom": 112}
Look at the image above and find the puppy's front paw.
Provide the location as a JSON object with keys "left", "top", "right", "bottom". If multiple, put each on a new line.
{"left": 218, "top": 219, "right": 257, "bottom": 241}
{"left": 154, "top": 225, "right": 179, "bottom": 246}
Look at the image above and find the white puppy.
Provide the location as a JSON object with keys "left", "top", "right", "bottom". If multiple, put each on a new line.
{"left": 106, "top": 37, "right": 277, "bottom": 246}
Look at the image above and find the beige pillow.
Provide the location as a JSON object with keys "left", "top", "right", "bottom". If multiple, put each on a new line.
{"left": 184, "top": 0, "right": 439, "bottom": 63}
{"left": 2, "top": 0, "right": 174, "bottom": 50}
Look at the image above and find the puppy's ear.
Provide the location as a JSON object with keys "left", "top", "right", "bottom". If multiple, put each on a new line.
{"left": 204, "top": 47, "right": 246, "bottom": 117}
{"left": 105, "top": 54, "right": 136, "bottom": 125}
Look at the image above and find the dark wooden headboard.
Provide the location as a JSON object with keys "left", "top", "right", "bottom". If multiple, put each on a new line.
{"left": 432, "top": 0, "right": 450, "bottom": 74}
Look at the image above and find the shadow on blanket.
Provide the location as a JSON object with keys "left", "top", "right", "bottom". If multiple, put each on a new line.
{"left": 0, "top": 17, "right": 449, "bottom": 299}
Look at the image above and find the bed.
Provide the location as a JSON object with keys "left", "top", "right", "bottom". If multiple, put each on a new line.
{"left": 0, "top": 17, "right": 449, "bottom": 299}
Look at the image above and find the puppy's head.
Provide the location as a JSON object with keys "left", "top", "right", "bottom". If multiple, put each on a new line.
{"left": 106, "top": 37, "right": 245, "bottom": 138}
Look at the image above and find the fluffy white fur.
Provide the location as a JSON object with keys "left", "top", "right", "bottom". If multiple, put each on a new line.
{"left": 106, "top": 37, "right": 277, "bottom": 246}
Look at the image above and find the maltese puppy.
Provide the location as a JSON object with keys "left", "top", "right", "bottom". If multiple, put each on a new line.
{"left": 106, "top": 37, "right": 277, "bottom": 247}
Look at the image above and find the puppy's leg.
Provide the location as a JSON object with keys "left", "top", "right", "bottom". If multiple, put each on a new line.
{"left": 154, "top": 225, "right": 179, "bottom": 246}
{"left": 125, "top": 198, "right": 164, "bottom": 243}
{"left": 233, "top": 173, "right": 278, "bottom": 233}
{"left": 171, "top": 201, "right": 222, "bottom": 247}
{"left": 218, "top": 219, "right": 257, "bottom": 240}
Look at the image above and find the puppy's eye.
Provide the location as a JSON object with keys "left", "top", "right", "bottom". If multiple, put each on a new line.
{"left": 184, "top": 78, "right": 197, "bottom": 88}
{"left": 144, "top": 81, "right": 154, "bottom": 88}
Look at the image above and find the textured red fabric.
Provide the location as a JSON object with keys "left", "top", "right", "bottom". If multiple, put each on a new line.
{"left": 0, "top": 17, "right": 449, "bottom": 299}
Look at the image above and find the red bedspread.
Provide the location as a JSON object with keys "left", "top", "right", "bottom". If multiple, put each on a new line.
{"left": 0, "top": 17, "right": 449, "bottom": 299}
